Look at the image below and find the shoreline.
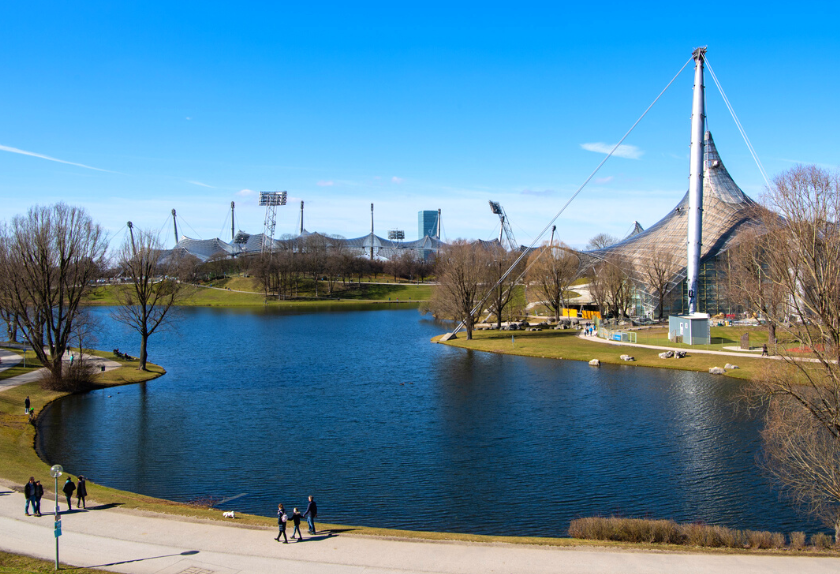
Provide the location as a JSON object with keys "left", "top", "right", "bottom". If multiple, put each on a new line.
{"left": 434, "top": 329, "right": 763, "bottom": 380}
{"left": 4, "top": 335, "right": 821, "bottom": 557}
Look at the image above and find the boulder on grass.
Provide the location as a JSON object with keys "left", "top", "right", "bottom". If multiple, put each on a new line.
{"left": 659, "top": 351, "right": 674, "bottom": 359}
{"left": 620, "top": 354, "right": 635, "bottom": 361}
{"left": 589, "top": 359, "right": 601, "bottom": 367}
{"left": 709, "top": 367, "right": 726, "bottom": 375}
{"left": 724, "top": 363, "right": 739, "bottom": 370}
{"left": 674, "top": 351, "right": 687, "bottom": 359}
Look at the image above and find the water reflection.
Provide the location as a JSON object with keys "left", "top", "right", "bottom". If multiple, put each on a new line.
{"left": 38, "top": 306, "right": 816, "bottom": 536}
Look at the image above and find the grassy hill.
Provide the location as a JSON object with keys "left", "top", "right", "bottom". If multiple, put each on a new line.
{"left": 84, "top": 277, "right": 433, "bottom": 307}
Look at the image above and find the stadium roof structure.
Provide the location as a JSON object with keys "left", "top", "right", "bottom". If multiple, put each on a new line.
{"left": 585, "top": 131, "right": 762, "bottom": 297}
{"left": 174, "top": 230, "right": 446, "bottom": 261}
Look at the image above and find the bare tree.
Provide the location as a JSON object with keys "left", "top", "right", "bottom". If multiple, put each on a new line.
{"left": 761, "top": 391, "right": 840, "bottom": 539}
{"left": 484, "top": 244, "right": 523, "bottom": 328}
{"left": 724, "top": 224, "right": 787, "bottom": 346}
{"left": 425, "top": 240, "right": 487, "bottom": 339}
{"left": 111, "top": 228, "right": 188, "bottom": 371}
{"left": 586, "top": 233, "right": 619, "bottom": 251}
{"left": 589, "top": 254, "right": 633, "bottom": 319}
{"left": 0, "top": 203, "right": 107, "bottom": 384}
{"left": 641, "top": 246, "right": 679, "bottom": 320}
{"left": 526, "top": 242, "right": 580, "bottom": 322}
{"left": 744, "top": 165, "right": 840, "bottom": 538}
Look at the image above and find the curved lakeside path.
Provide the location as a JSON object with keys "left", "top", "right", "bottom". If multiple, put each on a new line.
{"left": 575, "top": 330, "right": 814, "bottom": 361}
{"left": 0, "top": 351, "right": 121, "bottom": 392}
{"left": 1, "top": 487, "right": 839, "bottom": 573}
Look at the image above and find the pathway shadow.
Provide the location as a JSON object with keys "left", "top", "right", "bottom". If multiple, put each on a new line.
{"left": 86, "top": 502, "right": 124, "bottom": 511}
{"left": 304, "top": 532, "right": 338, "bottom": 542}
{"left": 70, "top": 550, "right": 199, "bottom": 570}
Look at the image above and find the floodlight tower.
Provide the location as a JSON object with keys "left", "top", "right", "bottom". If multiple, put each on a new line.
{"left": 259, "top": 191, "right": 287, "bottom": 254}
{"left": 488, "top": 200, "right": 518, "bottom": 250}
{"left": 230, "top": 201, "right": 235, "bottom": 242}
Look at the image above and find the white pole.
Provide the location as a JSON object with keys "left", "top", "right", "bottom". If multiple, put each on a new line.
{"left": 686, "top": 47, "right": 706, "bottom": 315}
{"left": 54, "top": 473, "right": 59, "bottom": 569}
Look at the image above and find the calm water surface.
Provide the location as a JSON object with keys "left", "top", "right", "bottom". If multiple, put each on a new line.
{"left": 38, "top": 306, "right": 816, "bottom": 536}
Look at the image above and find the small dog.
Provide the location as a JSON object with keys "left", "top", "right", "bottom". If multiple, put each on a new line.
{"left": 222, "top": 511, "right": 236, "bottom": 519}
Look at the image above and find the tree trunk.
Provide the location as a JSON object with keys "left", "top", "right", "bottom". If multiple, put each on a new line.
{"left": 768, "top": 321, "right": 776, "bottom": 354}
{"left": 138, "top": 333, "right": 148, "bottom": 371}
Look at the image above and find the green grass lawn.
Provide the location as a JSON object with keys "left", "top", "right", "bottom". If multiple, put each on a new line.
{"left": 85, "top": 279, "right": 433, "bottom": 307}
{"left": 437, "top": 328, "right": 763, "bottom": 381}
{"left": 0, "top": 550, "right": 112, "bottom": 574}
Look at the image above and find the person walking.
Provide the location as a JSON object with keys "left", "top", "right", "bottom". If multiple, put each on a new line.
{"left": 24, "top": 477, "right": 37, "bottom": 516}
{"left": 303, "top": 495, "right": 318, "bottom": 535}
{"left": 290, "top": 508, "right": 304, "bottom": 541}
{"left": 275, "top": 503, "right": 288, "bottom": 543}
{"left": 761, "top": 343, "right": 769, "bottom": 357}
{"left": 76, "top": 476, "right": 88, "bottom": 509}
{"left": 62, "top": 477, "right": 76, "bottom": 510}
{"left": 24, "top": 396, "right": 30, "bottom": 414}
{"left": 34, "top": 480, "right": 44, "bottom": 516}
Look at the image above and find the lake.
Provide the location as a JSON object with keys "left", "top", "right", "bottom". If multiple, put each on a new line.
{"left": 37, "top": 305, "right": 816, "bottom": 536}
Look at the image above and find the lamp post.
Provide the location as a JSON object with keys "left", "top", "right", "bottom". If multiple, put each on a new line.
{"left": 50, "top": 465, "right": 63, "bottom": 570}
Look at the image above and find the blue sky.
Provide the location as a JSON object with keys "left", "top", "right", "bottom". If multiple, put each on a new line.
{"left": 1, "top": 2, "right": 838, "bottom": 250}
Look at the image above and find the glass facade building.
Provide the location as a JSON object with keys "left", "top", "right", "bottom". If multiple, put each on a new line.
{"left": 417, "top": 210, "right": 439, "bottom": 240}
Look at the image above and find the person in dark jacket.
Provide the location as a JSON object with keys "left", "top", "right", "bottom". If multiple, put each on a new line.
{"left": 275, "top": 503, "right": 288, "bottom": 543}
{"left": 24, "top": 396, "right": 30, "bottom": 414}
{"left": 290, "top": 508, "right": 304, "bottom": 541}
{"left": 76, "top": 476, "right": 88, "bottom": 509}
{"left": 303, "top": 495, "right": 317, "bottom": 535}
{"left": 34, "top": 480, "right": 44, "bottom": 517}
{"left": 24, "top": 477, "right": 36, "bottom": 516}
{"left": 62, "top": 477, "right": 76, "bottom": 510}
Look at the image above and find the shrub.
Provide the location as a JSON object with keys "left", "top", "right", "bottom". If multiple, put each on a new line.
{"left": 746, "top": 530, "right": 773, "bottom": 549}
{"left": 789, "top": 532, "right": 806, "bottom": 550}
{"left": 770, "top": 532, "right": 786, "bottom": 549}
{"left": 680, "top": 523, "right": 744, "bottom": 548}
{"left": 38, "top": 361, "right": 97, "bottom": 392}
{"left": 568, "top": 517, "right": 683, "bottom": 544}
{"left": 811, "top": 533, "right": 832, "bottom": 549}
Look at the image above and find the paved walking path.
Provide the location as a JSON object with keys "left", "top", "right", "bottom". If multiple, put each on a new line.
{"left": 1, "top": 488, "right": 838, "bottom": 574}
{"left": 576, "top": 331, "right": 778, "bottom": 360}
{"left": 0, "top": 349, "right": 23, "bottom": 373}
{"left": 0, "top": 351, "right": 121, "bottom": 393}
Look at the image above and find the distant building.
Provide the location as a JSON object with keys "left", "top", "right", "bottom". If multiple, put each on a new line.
{"left": 417, "top": 210, "right": 439, "bottom": 239}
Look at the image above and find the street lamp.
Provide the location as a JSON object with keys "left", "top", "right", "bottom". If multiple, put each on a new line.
{"left": 50, "top": 465, "right": 63, "bottom": 570}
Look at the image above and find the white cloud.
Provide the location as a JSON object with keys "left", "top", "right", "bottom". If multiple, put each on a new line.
{"left": 391, "top": 176, "right": 404, "bottom": 183}
{"left": 187, "top": 180, "right": 215, "bottom": 188}
{"left": 581, "top": 142, "right": 643, "bottom": 160}
{"left": 0, "top": 143, "right": 113, "bottom": 172}
{"left": 316, "top": 180, "right": 334, "bottom": 186}
{"left": 595, "top": 176, "right": 614, "bottom": 184}
{"left": 236, "top": 189, "right": 256, "bottom": 197}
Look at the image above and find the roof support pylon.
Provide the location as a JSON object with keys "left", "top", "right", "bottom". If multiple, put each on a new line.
{"left": 686, "top": 47, "right": 706, "bottom": 314}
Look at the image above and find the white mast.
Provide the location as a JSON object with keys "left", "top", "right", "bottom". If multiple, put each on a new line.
{"left": 686, "top": 47, "right": 706, "bottom": 315}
